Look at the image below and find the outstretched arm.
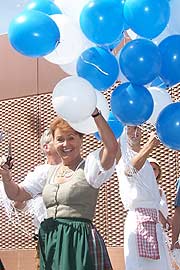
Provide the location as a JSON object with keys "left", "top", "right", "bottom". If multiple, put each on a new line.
{"left": 116, "top": 138, "right": 122, "bottom": 163}
{"left": 0, "top": 162, "right": 31, "bottom": 201}
{"left": 92, "top": 108, "right": 118, "bottom": 170}
{"left": 131, "top": 132, "right": 160, "bottom": 172}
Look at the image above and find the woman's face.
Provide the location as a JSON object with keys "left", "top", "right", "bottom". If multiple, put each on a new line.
{"left": 127, "top": 126, "right": 141, "bottom": 146}
{"left": 150, "top": 162, "right": 160, "bottom": 181}
{"left": 53, "top": 127, "right": 83, "bottom": 165}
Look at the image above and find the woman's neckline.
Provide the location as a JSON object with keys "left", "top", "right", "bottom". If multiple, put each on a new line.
{"left": 62, "top": 158, "right": 84, "bottom": 171}
{"left": 54, "top": 159, "right": 85, "bottom": 184}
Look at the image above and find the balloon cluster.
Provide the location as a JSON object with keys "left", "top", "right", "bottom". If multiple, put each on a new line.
{"left": 7, "top": 0, "right": 180, "bottom": 150}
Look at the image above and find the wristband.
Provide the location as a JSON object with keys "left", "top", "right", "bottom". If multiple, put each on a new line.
{"left": 92, "top": 110, "right": 101, "bottom": 118}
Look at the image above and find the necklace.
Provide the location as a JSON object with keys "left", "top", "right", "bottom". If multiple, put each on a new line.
{"left": 57, "top": 159, "right": 85, "bottom": 179}
{"left": 58, "top": 167, "right": 74, "bottom": 178}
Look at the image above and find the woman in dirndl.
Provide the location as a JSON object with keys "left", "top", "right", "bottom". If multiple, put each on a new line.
{"left": 38, "top": 109, "right": 118, "bottom": 270}
{"left": 0, "top": 107, "right": 118, "bottom": 270}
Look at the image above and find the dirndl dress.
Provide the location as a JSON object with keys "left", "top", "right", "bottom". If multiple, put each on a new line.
{"left": 39, "top": 217, "right": 113, "bottom": 270}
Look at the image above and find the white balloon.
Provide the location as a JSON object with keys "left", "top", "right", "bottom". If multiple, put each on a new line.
{"left": 69, "top": 90, "right": 110, "bottom": 134}
{"left": 54, "top": 0, "right": 89, "bottom": 24}
{"left": 146, "top": 87, "right": 173, "bottom": 125}
{"left": 52, "top": 76, "right": 97, "bottom": 122}
{"left": 152, "top": 26, "right": 172, "bottom": 45}
{"left": 152, "top": 23, "right": 177, "bottom": 45}
{"left": 126, "top": 29, "right": 138, "bottom": 40}
{"left": 44, "top": 14, "right": 94, "bottom": 65}
{"left": 59, "top": 59, "right": 77, "bottom": 75}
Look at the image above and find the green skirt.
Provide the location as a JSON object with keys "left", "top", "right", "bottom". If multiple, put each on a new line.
{"left": 39, "top": 217, "right": 113, "bottom": 270}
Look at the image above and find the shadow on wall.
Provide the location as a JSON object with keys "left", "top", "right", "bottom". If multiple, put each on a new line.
{"left": 0, "top": 34, "right": 68, "bottom": 101}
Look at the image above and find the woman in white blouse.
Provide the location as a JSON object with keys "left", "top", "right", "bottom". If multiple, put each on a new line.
{"left": 116, "top": 126, "right": 172, "bottom": 270}
{"left": 0, "top": 108, "right": 118, "bottom": 270}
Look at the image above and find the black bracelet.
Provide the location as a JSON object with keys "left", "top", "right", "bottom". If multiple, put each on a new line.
{"left": 92, "top": 110, "right": 101, "bottom": 118}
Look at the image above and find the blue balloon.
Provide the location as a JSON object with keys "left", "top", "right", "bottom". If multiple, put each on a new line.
{"left": 119, "top": 39, "right": 162, "bottom": 85}
{"left": 8, "top": 10, "right": 60, "bottom": 58}
{"left": 103, "top": 32, "right": 124, "bottom": 51}
{"left": 158, "top": 35, "right": 180, "bottom": 87}
{"left": 123, "top": 23, "right": 130, "bottom": 31}
{"left": 77, "top": 46, "right": 119, "bottom": 91}
{"left": 110, "top": 83, "right": 154, "bottom": 125}
{"left": 156, "top": 102, "right": 180, "bottom": 150}
{"left": 25, "top": 0, "right": 62, "bottom": 15}
{"left": 120, "top": 0, "right": 129, "bottom": 30}
{"left": 150, "top": 76, "right": 168, "bottom": 89}
{"left": 80, "top": 0, "right": 124, "bottom": 45}
{"left": 94, "top": 111, "right": 124, "bottom": 140}
{"left": 124, "top": 0, "right": 170, "bottom": 39}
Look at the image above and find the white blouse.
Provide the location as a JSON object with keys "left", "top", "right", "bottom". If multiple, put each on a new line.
{"left": 116, "top": 158, "right": 161, "bottom": 210}
{"left": 21, "top": 148, "right": 116, "bottom": 198}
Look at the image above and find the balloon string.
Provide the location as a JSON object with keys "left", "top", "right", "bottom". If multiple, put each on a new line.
{"left": 80, "top": 55, "right": 109, "bottom": 75}
{"left": 8, "top": 217, "right": 33, "bottom": 238}
{"left": 3, "top": 202, "right": 33, "bottom": 238}
{"left": 158, "top": 81, "right": 165, "bottom": 88}
{"left": 55, "top": 40, "right": 60, "bottom": 48}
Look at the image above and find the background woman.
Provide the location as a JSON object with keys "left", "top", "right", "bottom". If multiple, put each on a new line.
{"left": 116, "top": 126, "right": 172, "bottom": 270}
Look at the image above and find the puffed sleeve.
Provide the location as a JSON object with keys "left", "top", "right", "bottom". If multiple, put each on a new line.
{"left": 20, "top": 164, "right": 49, "bottom": 198}
{"left": 84, "top": 148, "right": 116, "bottom": 189}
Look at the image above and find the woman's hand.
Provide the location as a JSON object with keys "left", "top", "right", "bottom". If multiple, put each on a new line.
{"left": 147, "top": 132, "right": 160, "bottom": 148}
{"left": 0, "top": 155, "right": 13, "bottom": 182}
{"left": 159, "top": 211, "right": 171, "bottom": 231}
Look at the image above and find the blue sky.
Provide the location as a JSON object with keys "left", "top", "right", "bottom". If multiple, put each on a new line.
{"left": 0, "top": 0, "right": 29, "bottom": 34}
